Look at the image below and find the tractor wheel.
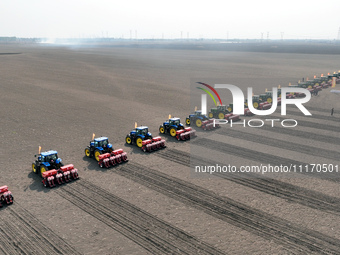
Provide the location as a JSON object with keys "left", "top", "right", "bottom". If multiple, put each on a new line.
{"left": 169, "top": 127, "right": 177, "bottom": 137}
{"left": 195, "top": 119, "right": 202, "bottom": 128}
{"left": 186, "top": 118, "right": 191, "bottom": 125}
{"left": 253, "top": 102, "right": 259, "bottom": 109}
{"left": 218, "top": 112, "right": 225, "bottom": 119}
{"left": 227, "top": 107, "right": 232, "bottom": 112}
{"left": 159, "top": 126, "right": 165, "bottom": 134}
{"left": 136, "top": 137, "right": 143, "bottom": 148}
{"left": 267, "top": 97, "right": 272, "bottom": 104}
{"left": 308, "top": 85, "right": 313, "bottom": 89}
{"left": 32, "top": 163, "right": 37, "bottom": 174}
{"left": 125, "top": 136, "right": 132, "bottom": 145}
{"left": 85, "top": 148, "right": 91, "bottom": 157}
{"left": 208, "top": 112, "right": 214, "bottom": 118}
{"left": 94, "top": 150, "right": 101, "bottom": 162}
{"left": 40, "top": 165, "right": 47, "bottom": 177}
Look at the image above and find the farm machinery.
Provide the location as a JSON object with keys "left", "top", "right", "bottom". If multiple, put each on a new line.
{"left": 327, "top": 72, "right": 340, "bottom": 83}
{"left": 186, "top": 110, "right": 220, "bottom": 130}
{"left": 292, "top": 81, "right": 321, "bottom": 96}
{"left": 126, "top": 124, "right": 166, "bottom": 152}
{"left": 85, "top": 135, "right": 128, "bottom": 168}
{"left": 32, "top": 149, "right": 64, "bottom": 177}
{"left": 227, "top": 103, "right": 253, "bottom": 116}
{"left": 159, "top": 116, "right": 196, "bottom": 141}
{"left": 244, "top": 95, "right": 272, "bottom": 110}
{"left": 0, "top": 186, "right": 13, "bottom": 207}
{"left": 208, "top": 105, "right": 241, "bottom": 121}
{"left": 32, "top": 148, "right": 79, "bottom": 188}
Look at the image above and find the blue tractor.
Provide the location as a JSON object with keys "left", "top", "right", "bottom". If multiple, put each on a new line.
{"left": 32, "top": 150, "right": 63, "bottom": 177}
{"left": 159, "top": 117, "right": 184, "bottom": 137}
{"left": 185, "top": 110, "right": 209, "bottom": 128}
{"left": 84, "top": 136, "right": 113, "bottom": 161}
{"left": 126, "top": 126, "right": 153, "bottom": 148}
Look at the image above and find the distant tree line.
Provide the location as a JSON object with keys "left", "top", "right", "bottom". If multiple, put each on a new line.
{"left": 0, "top": 37, "right": 17, "bottom": 42}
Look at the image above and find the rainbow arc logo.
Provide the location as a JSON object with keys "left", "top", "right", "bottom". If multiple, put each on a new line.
{"left": 196, "top": 82, "right": 222, "bottom": 106}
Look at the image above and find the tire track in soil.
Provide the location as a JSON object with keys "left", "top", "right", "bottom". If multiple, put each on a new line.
{"left": 280, "top": 118, "right": 338, "bottom": 133}
{"left": 257, "top": 125, "right": 340, "bottom": 145}
{"left": 286, "top": 110, "right": 339, "bottom": 123}
{"left": 245, "top": 114, "right": 339, "bottom": 133}
{"left": 114, "top": 162, "right": 340, "bottom": 254}
{"left": 215, "top": 128, "right": 340, "bottom": 161}
{"left": 191, "top": 137, "right": 340, "bottom": 180}
{"left": 156, "top": 148, "right": 340, "bottom": 215}
{"left": 0, "top": 204, "right": 80, "bottom": 255}
{"left": 55, "top": 180, "right": 223, "bottom": 255}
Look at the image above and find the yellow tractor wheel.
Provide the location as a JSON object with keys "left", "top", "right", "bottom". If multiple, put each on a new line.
{"left": 196, "top": 119, "right": 202, "bottom": 128}
{"left": 159, "top": 126, "right": 165, "bottom": 134}
{"left": 186, "top": 118, "right": 190, "bottom": 125}
{"left": 253, "top": 102, "right": 259, "bottom": 109}
{"left": 136, "top": 137, "right": 143, "bottom": 148}
{"left": 308, "top": 85, "right": 313, "bottom": 89}
{"left": 218, "top": 112, "right": 225, "bottom": 119}
{"left": 32, "top": 163, "right": 37, "bottom": 174}
{"left": 227, "top": 107, "right": 232, "bottom": 112}
{"left": 40, "top": 165, "right": 47, "bottom": 177}
{"left": 94, "top": 150, "right": 101, "bottom": 161}
{"left": 126, "top": 136, "right": 132, "bottom": 144}
{"left": 267, "top": 97, "right": 272, "bottom": 104}
{"left": 170, "top": 128, "right": 177, "bottom": 137}
{"left": 208, "top": 112, "right": 214, "bottom": 118}
{"left": 85, "top": 148, "right": 91, "bottom": 157}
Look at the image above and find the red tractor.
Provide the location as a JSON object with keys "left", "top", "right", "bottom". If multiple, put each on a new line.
{"left": 0, "top": 186, "right": 13, "bottom": 207}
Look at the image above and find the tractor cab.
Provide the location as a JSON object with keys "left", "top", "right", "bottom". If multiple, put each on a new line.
{"left": 319, "top": 75, "right": 328, "bottom": 83}
{"left": 168, "top": 118, "right": 182, "bottom": 127}
{"left": 135, "top": 126, "right": 151, "bottom": 137}
{"left": 130, "top": 126, "right": 152, "bottom": 140}
{"left": 259, "top": 93, "right": 267, "bottom": 102}
{"left": 312, "top": 77, "right": 322, "bottom": 85}
{"left": 265, "top": 91, "right": 273, "bottom": 97}
{"left": 32, "top": 150, "right": 63, "bottom": 176}
{"left": 91, "top": 137, "right": 112, "bottom": 150}
{"left": 298, "top": 80, "right": 314, "bottom": 88}
{"left": 194, "top": 110, "right": 203, "bottom": 117}
{"left": 38, "top": 151, "right": 62, "bottom": 166}
{"left": 216, "top": 105, "right": 226, "bottom": 112}
{"left": 327, "top": 72, "right": 338, "bottom": 81}
{"left": 245, "top": 95, "right": 260, "bottom": 109}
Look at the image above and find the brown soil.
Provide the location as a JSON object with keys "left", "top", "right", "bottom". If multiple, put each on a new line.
{"left": 0, "top": 43, "right": 340, "bottom": 254}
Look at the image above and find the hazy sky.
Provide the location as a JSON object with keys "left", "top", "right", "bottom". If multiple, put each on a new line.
{"left": 2, "top": 0, "right": 340, "bottom": 39}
